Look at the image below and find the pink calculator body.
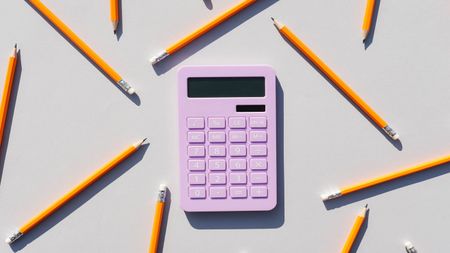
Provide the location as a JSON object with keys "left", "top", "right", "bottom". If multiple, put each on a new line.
{"left": 178, "top": 65, "right": 277, "bottom": 212}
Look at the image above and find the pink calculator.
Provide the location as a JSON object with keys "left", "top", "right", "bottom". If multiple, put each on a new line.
{"left": 178, "top": 65, "right": 277, "bottom": 212}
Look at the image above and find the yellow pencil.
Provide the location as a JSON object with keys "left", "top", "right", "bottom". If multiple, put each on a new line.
{"left": 362, "top": 0, "right": 376, "bottom": 42}
{"left": 0, "top": 44, "right": 18, "bottom": 150}
{"left": 150, "top": 0, "right": 257, "bottom": 64}
{"left": 110, "top": 0, "right": 119, "bottom": 34}
{"left": 322, "top": 154, "right": 450, "bottom": 201}
{"left": 28, "top": 0, "right": 135, "bottom": 95}
{"left": 5, "top": 138, "right": 147, "bottom": 244}
{"left": 341, "top": 204, "right": 368, "bottom": 253}
{"left": 271, "top": 17, "right": 399, "bottom": 140}
{"left": 148, "top": 184, "right": 167, "bottom": 253}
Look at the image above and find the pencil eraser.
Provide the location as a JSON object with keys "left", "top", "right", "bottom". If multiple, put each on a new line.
{"left": 5, "top": 237, "right": 11, "bottom": 244}
{"left": 127, "top": 87, "right": 135, "bottom": 95}
{"left": 159, "top": 184, "right": 167, "bottom": 191}
{"left": 392, "top": 133, "right": 400, "bottom": 140}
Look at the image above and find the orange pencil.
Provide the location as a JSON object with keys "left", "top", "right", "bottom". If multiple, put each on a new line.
{"left": 148, "top": 184, "right": 167, "bottom": 253}
{"left": 28, "top": 0, "right": 135, "bottom": 95}
{"left": 0, "top": 44, "right": 18, "bottom": 149}
{"left": 362, "top": 0, "right": 376, "bottom": 42}
{"left": 110, "top": 0, "right": 119, "bottom": 34}
{"left": 341, "top": 205, "right": 368, "bottom": 253}
{"left": 321, "top": 154, "right": 450, "bottom": 201}
{"left": 150, "top": 0, "right": 257, "bottom": 64}
{"left": 271, "top": 17, "right": 399, "bottom": 140}
{"left": 5, "top": 138, "right": 147, "bottom": 244}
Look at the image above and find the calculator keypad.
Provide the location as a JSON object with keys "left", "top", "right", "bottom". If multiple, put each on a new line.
{"left": 186, "top": 116, "right": 269, "bottom": 200}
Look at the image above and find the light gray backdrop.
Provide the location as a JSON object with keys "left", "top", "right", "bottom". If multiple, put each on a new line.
{"left": 0, "top": 0, "right": 449, "bottom": 252}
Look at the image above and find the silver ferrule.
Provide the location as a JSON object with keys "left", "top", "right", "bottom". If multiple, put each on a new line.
{"left": 117, "top": 80, "right": 132, "bottom": 93}
{"left": 6, "top": 231, "right": 23, "bottom": 244}
{"left": 383, "top": 125, "right": 399, "bottom": 140}
{"left": 322, "top": 191, "right": 342, "bottom": 201}
{"left": 150, "top": 50, "right": 169, "bottom": 65}
{"left": 405, "top": 245, "right": 417, "bottom": 253}
{"left": 157, "top": 189, "right": 167, "bottom": 203}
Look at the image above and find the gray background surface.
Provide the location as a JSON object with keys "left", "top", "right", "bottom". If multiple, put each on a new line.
{"left": 0, "top": 0, "right": 449, "bottom": 252}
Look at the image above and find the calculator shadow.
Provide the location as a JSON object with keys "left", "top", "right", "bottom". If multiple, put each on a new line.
{"left": 25, "top": 0, "right": 141, "bottom": 106}
{"left": 185, "top": 80, "right": 285, "bottom": 229}
{"left": 323, "top": 162, "right": 450, "bottom": 210}
{"left": 152, "top": 0, "right": 279, "bottom": 75}
{"left": 275, "top": 26, "right": 402, "bottom": 150}
{"left": 9, "top": 144, "right": 149, "bottom": 251}
{"left": 363, "top": 0, "right": 381, "bottom": 49}
{"left": 0, "top": 51, "right": 22, "bottom": 186}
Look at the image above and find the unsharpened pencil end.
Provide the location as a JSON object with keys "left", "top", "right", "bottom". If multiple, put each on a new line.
{"left": 5, "top": 237, "right": 11, "bottom": 244}
{"left": 5, "top": 231, "right": 22, "bottom": 244}
{"left": 159, "top": 184, "right": 167, "bottom": 192}
{"left": 320, "top": 190, "right": 342, "bottom": 201}
{"left": 149, "top": 50, "right": 169, "bottom": 65}
{"left": 127, "top": 87, "right": 135, "bottom": 95}
{"left": 383, "top": 126, "right": 400, "bottom": 141}
{"left": 405, "top": 241, "right": 417, "bottom": 253}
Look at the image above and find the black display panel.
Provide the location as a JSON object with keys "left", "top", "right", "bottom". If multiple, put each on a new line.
{"left": 236, "top": 105, "right": 266, "bottom": 112}
{"left": 187, "top": 77, "right": 265, "bottom": 97}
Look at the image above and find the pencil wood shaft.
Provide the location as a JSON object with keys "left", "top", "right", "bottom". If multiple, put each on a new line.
{"left": 362, "top": 0, "right": 376, "bottom": 41}
{"left": 149, "top": 201, "right": 165, "bottom": 253}
{"left": 0, "top": 46, "right": 17, "bottom": 149}
{"left": 341, "top": 206, "right": 368, "bottom": 253}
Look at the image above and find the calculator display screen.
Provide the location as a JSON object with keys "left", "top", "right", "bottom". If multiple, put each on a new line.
{"left": 187, "top": 77, "right": 265, "bottom": 97}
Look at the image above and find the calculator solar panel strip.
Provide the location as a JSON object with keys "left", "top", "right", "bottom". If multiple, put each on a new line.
{"left": 178, "top": 65, "right": 277, "bottom": 212}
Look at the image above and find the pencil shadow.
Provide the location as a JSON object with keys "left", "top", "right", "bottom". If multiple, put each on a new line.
{"left": 203, "top": 0, "right": 213, "bottom": 10}
{"left": 323, "top": 162, "right": 450, "bottom": 210}
{"left": 363, "top": 0, "right": 381, "bottom": 49}
{"left": 185, "top": 79, "right": 285, "bottom": 229}
{"left": 114, "top": 0, "right": 123, "bottom": 40}
{"left": 157, "top": 188, "right": 171, "bottom": 253}
{"left": 9, "top": 144, "right": 149, "bottom": 251}
{"left": 152, "top": 0, "right": 278, "bottom": 75}
{"left": 25, "top": 0, "right": 140, "bottom": 106}
{"left": 0, "top": 51, "right": 22, "bottom": 186}
{"left": 350, "top": 209, "right": 369, "bottom": 253}
{"left": 276, "top": 27, "right": 402, "bottom": 150}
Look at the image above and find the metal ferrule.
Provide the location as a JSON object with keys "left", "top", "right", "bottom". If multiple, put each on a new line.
{"left": 157, "top": 189, "right": 167, "bottom": 203}
{"left": 150, "top": 50, "right": 169, "bottom": 65}
{"left": 117, "top": 80, "right": 132, "bottom": 92}
{"left": 6, "top": 231, "right": 23, "bottom": 244}
{"left": 383, "top": 125, "right": 398, "bottom": 140}
{"left": 405, "top": 245, "right": 417, "bottom": 253}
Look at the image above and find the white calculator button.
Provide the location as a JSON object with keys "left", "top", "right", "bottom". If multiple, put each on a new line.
{"left": 187, "top": 117, "right": 204, "bottom": 129}
{"left": 187, "top": 132, "right": 205, "bottom": 143}
{"left": 209, "top": 145, "right": 226, "bottom": 157}
{"left": 229, "top": 159, "right": 247, "bottom": 171}
{"left": 251, "top": 186, "right": 268, "bottom": 198}
{"left": 209, "top": 173, "right": 226, "bottom": 185}
{"left": 189, "top": 174, "right": 206, "bottom": 185}
{"left": 250, "top": 173, "right": 268, "bottom": 184}
{"left": 249, "top": 145, "right": 267, "bottom": 157}
{"left": 230, "top": 187, "right": 247, "bottom": 198}
{"left": 210, "top": 187, "right": 227, "bottom": 199}
{"left": 188, "top": 146, "right": 206, "bottom": 157}
{"left": 250, "top": 159, "right": 267, "bottom": 170}
{"left": 208, "top": 132, "right": 226, "bottom": 143}
{"left": 188, "top": 160, "right": 206, "bottom": 171}
{"left": 208, "top": 117, "right": 226, "bottom": 129}
{"left": 208, "top": 159, "right": 226, "bottom": 171}
{"left": 189, "top": 187, "right": 206, "bottom": 199}
{"left": 229, "top": 145, "right": 247, "bottom": 157}
{"left": 229, "top": 117, "right": 246, "bottom": 129}
{"left": 229, "top": 131, "right": 246, "bottom": 143}
{"left": 230, "top": 173, "right": 247, "bottom": 185}
{"left": 250, "top": 117, "right": 267, "bottom": 128}
{"left": 250, "top": 131, "right": 267, "bottom": 143}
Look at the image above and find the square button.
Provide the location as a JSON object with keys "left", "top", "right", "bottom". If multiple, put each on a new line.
{"left": 251, "top": 186, "right": 268, "bottom": 198}
{"left": 250, "top": 173, "right": 268, "bottom": 184}
{"left": 210, "top": 187, "right": 227, "bottom": 199}
{"left": 208, "top": 159, "right": 226, "bottom": 171}
{"left": 230, "top": 187, "right": 247, "bottom": 198}
{"left": 187, "top": 117, "right": 204, "bottom": 129}
{"left": 189, "top": 174, "right": 206, "bottom": 185}
{"left": 189, "top": 187, "right": 206, "bottom": 199}
{"left": 188, "top": 160, "right": 206, "bottom": 171}
{"left": 229, "top": 159, "right": 247, "bottom": 171}
{"left": 250, "top": 159, "right": 267, "bottom": 170}
{"left": 208, "top": 117, "right": 226, "bottom": 129}
{"left": 229, "top": 117, "right": 246, "bottom": 129}
{"left": 229, "top": 145, "right": 247, "bottom": 157}
{"left": 188, "top": 146, "right": 205, "bottom": 157}
{"left": 250, "top": 145, "right": 267, "bottom": 157}
{"left": 250, "top": 117, "right": 267, "bottom": 128}
{"left": 250, "top": 131, "right": 267, "bottom": 143}
{"left": 230, "top": 173, "right": 247, "bottom": 185}
{"left": 209, "top": 145, "right": 226, "bottom": 157}
{"left": 229, "top": 131, "right": 246, "bottom": 143}
{"left": 209, "top": 173, "right": 226, "bottom": 185}
{"left": 208, "top": 132, "right": 226, "bottom": 143}
{"left": 188, "top": 132, "right": 205, "bottom": 143}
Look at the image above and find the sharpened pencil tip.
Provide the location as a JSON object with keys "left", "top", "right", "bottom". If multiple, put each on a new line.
{"left": 14, "top": 43, "right": 17, "bottom": 49}
{"left": 270, "top": 17, "right": 275, "bottom": 21}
